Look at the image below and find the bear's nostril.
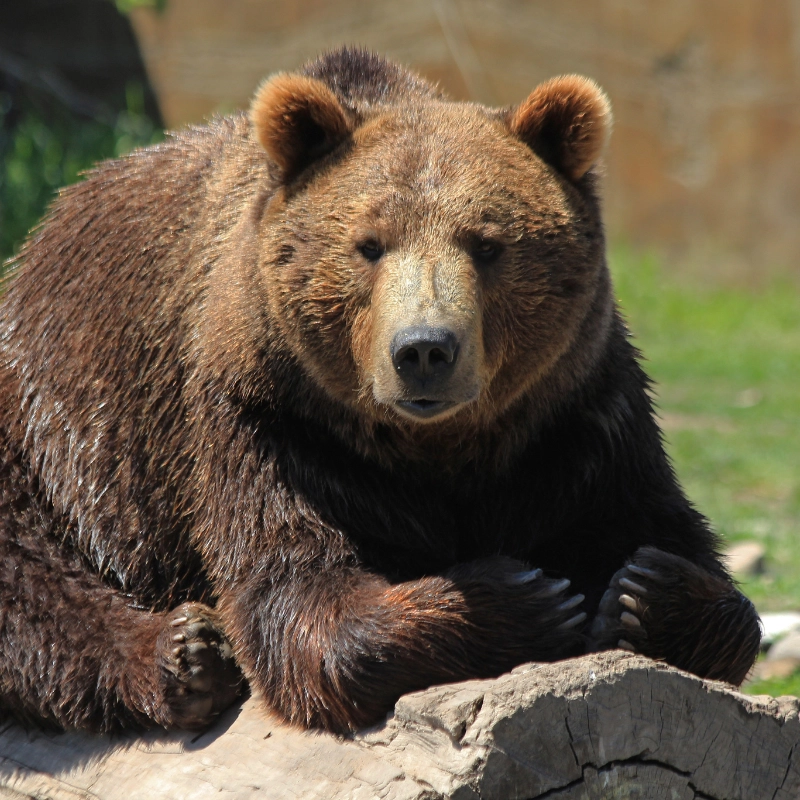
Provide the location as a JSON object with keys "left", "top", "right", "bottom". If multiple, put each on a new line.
{"left": 429, "top": 348, "right": 449, "bottom": 366}
{"left": 390, "top": 326, "right": 459, "bottom": 384}
{"left": 401, "top": 348, "right": 420, "bottom": 366}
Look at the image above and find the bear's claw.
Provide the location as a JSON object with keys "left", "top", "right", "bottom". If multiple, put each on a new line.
{"left": 618, "top": 576, "right": 649, "bottom": 597}
{"left": 618, "top": 593, "right": 638, "bottom": 612}
{"left": 540, "top": 577, "right": 571, "bottom": 597}
{"left": 559, "top": 611, "right": 588, "bottom": 630}
{"left": 628, "top": 564, "right": 660, "bottom": 580}
{"left": 557, "top": 593, "right": 585, "bottom": 612}
{"left": 589, "top": 558, "right": 657, "bottom": 655}
{"left": 620, "top": 611, "right": 642, "bottom": 629}
{"left": 510, "top": 568, "right": 544, "bottom": 584}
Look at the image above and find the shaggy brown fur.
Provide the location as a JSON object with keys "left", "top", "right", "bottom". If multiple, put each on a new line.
{"left": 0, "top": 48, "right": 760, "bottom": 734}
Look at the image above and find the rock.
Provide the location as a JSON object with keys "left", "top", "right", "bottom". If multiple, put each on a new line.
{"left": 723, "top": 541, "right": 765, "bottom": 578}
{"left": 0, "top": 651, "right": 798, "bottom": 799}
{"left": 767, "top": 630, "right": 800, "bottom": 663}
{"left": 754, "top": 658, "right": 800, "bottom": 681}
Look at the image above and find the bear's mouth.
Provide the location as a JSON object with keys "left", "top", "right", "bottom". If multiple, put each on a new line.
{"left": 396, "top": 399, "right": 455, "bottom": 420}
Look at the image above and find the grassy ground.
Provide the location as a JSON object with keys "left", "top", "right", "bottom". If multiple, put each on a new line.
{"left": 610, "top": 250, "right": 800, "bottom": 695}
{"left": 744, "top": 668, "right": 800, "bottom": 697}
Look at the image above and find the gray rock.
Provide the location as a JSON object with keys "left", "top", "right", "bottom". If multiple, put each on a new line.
{"left": 723, "top": 541, "right": 765, "bottom": 578}
{"left": 767, "top": 629, "right": 800, "bottom": 662}
{"left": 760, "top": 611, "right": 800, "bottom": 646}
{"left": 755, "top": 657, "right": 800, "bottom": 680}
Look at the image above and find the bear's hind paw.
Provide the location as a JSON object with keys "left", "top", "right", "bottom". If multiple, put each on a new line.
{"left": 155, "top": 603, "right": 243, "bottom": 730}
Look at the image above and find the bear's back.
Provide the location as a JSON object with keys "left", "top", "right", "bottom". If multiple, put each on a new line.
{"left": 0, "top": 116, "right": 266, "bottom": 605}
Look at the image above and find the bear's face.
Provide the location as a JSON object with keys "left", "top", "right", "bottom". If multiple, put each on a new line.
{"left": 249, "top": 72, "right": 611, "bottom": 431}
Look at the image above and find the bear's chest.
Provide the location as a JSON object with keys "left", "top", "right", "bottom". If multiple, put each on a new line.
{"left": 341, "top": 468, "right": 570, "bottom": 579}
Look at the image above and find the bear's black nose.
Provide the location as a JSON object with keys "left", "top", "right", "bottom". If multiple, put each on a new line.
{"left": 391, "top": 326, "right": 459, "bottom": 386}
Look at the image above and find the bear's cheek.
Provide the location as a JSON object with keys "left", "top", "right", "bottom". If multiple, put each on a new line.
{"left": 480, "top": 262, "right": 603, "bottom": 409}
{"left": 261, "top": 244, "right": 366, "bottom": 402}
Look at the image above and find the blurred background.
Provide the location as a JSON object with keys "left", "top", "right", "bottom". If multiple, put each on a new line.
{"left": 1, "top": 0, "right": 799, "bottom": 691}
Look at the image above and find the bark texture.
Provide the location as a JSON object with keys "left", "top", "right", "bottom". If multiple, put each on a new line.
{"left": 0, "top": 651, "right": 797, "bottom": 800}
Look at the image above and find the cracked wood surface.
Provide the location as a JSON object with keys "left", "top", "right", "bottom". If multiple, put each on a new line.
{"left": 0, "top": 651, "right": 797, "bottom": 799}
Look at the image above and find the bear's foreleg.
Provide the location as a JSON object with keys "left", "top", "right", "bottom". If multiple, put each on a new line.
{"left": 589, "top": 545, "right": 761, "bottom": 684}
{"left": 218, "top": 556, "right": 586, "bottom": 733}
{"left": 0, "top": 488, "right": 241, "bottom": 731}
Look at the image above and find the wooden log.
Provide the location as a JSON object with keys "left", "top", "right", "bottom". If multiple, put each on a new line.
{"left": 0, "top": 651, "right": 797, "bottom": 799}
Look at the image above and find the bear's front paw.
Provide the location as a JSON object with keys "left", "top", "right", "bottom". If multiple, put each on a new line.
{"left": 446, "top": 557, "right": 588, "bottom": 663}
{"left": 155, "top": 603, "right": 243, "bottom": 730}
{"left": 506, "top": 568, "right": 589, "bottom": 633}
{"left": 589, "top": 546, "right": 761, "bottom": 685}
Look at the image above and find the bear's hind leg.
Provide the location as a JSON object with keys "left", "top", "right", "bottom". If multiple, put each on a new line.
{"left": 589, "top": 546, "right": 761, "bottom": 684}
{"left": 0, "top": 486, "right": 241, "bottom": 732}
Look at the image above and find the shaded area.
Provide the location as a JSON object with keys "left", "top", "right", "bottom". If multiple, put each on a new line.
{"left": 0, "top": 0, "right": 163, "bottom": 263}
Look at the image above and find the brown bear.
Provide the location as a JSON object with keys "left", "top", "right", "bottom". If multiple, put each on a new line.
{"left": 0, "top": 48, "right": 760, "bottom": 735}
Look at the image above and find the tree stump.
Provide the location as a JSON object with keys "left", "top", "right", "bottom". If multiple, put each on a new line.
{"left": 0, "top": 651, "right": 797, "bottom": 799}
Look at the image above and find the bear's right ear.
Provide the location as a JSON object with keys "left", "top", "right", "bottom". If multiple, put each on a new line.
{"left": 250, "top": 73, "right": 353, "bottom": 181}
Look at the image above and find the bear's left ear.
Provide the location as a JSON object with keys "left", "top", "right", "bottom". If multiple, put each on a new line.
{"left": 507, "top": 75, "right": 611, "bottom": 181}
{"left": 250, "top": 73, "right": 353, "bottom": 181}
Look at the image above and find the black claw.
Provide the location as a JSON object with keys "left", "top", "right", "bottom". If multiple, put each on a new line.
{"left": 558, "top": 611, "right": 587, "bottom": 630}
{"left": 618, "top": 593, "right": 639, "bottom": 613}
{"left": 510, "top": 568, "right": 543, "bottom": 584}
{"left": 557, "top": 593, "right": 585, "bottom": 612}
{"left": 161, "top": 603, "right": 243, "bottom": 729}
{"left": 620, "top": 611, "right": 641, "bottom": 629}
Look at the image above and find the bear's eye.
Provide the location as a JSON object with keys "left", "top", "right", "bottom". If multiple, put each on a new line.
{"left": 471, "top": 239, "right": 503, "bottom": 265}
{"left": 357, "top": 240, "right": 385, "bottom": 262}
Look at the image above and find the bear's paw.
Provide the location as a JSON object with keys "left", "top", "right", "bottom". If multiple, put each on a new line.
{"left": 155, "top": 603, "right": 243, "bottom": 730}
{"left": 589, "top": 546, "right": 760, "bottom": 686}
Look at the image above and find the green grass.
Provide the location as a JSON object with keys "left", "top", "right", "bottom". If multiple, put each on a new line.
{"left": 745, "top": 668, "right": 800, "bottom": 698}
{"left": 611, "top": 249, "right": 800, "bottom": 617}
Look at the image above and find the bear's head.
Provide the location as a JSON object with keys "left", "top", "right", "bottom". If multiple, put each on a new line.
{"left": 208, "top": 52, "right": 613, "bottom": 453}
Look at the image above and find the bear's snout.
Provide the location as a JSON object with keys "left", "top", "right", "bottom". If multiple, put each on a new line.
{"left": 390, "top": 325, "right": 460, "bottom": 420}
{"left": 368, "top": 251, "right": 483, "bottom": 423}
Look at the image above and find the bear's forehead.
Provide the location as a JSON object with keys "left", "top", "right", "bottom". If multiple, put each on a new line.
{"left": 331, "top": 106, "right": 572, "bottom": 233}
{"left": 353, "top": 103, "right": 530, "bottom": 179}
